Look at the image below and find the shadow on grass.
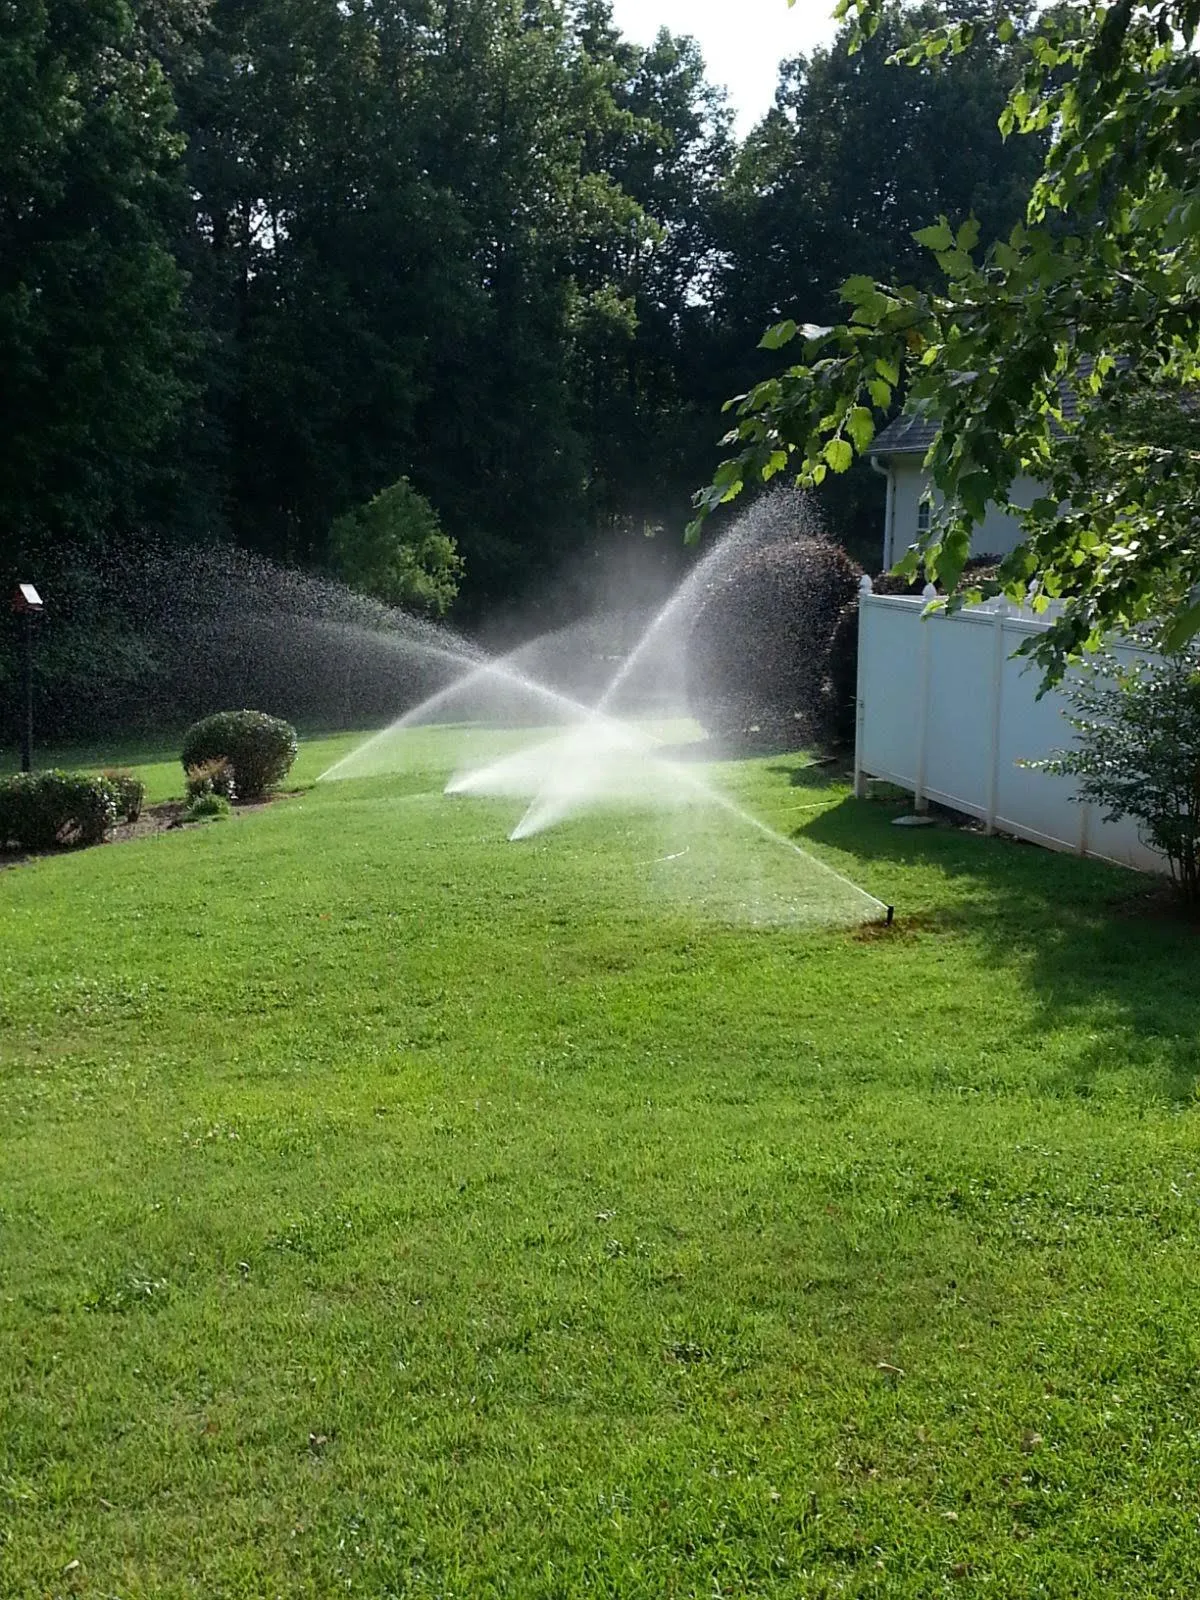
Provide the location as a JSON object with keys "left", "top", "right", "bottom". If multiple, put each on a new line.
{"left": 803, "top": 795, "right": 1200, "bottom": 1105}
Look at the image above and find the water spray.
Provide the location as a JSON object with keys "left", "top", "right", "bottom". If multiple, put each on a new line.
{"left": 319, "top": 500, "right": 892, "bottom": 930}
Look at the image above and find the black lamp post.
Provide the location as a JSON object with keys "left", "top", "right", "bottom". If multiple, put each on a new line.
{"left": 11, "top": 584, "right": 43, "bottom": 773}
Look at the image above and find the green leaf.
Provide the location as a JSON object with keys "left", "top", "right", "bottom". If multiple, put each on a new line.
{"left": 1162, "top": 600, "right": 1200, "bottom": 652}
{"left": 868, "top": 378, "right": 893, "bottom": 409}
{"left": 759, "top": 319, "right": 797, "bottom": 350}
{"left": 913, "top": 219, "right": 955, "bottom": 252}
{"left": 847, "top": 407, "right": 875, "bottom": 453}
{"left": 823, "top": 437, "right": 854, "bottom": 474}
{"left": 841, "top": 275, "right": 879, "bottom": 306}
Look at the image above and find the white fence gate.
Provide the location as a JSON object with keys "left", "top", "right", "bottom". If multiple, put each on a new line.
{"left": 853, "top": 580, "right": 1164, "bottom": 875}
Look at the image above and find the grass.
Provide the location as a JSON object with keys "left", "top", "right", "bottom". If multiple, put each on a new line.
{"left": 2, "top": 728, "right": 1199, "bottom": 1597}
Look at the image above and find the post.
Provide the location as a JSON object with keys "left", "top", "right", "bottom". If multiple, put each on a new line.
{"left": 11, "top": 584, "right": 43, "bottom": 773}
{"left": 21, "top": 612, "right": 33, "bottom": 772}
{"left": 913, "top": 583, "right": 938, "bottom": 814}
{"left": 984, "top": 597, "right": 1008, "bottom": 835}
{"left": 853, "top": 574, "right": 873, "bottom": 799}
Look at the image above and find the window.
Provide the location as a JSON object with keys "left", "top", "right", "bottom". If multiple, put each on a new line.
{"left": 917, "top": 496, "right": 932, "bottom": 536}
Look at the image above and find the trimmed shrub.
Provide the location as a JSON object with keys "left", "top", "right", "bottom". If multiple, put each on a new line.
{"left": 1034, "top": 648, "right": 1200, "bottom": 904}
{"left": 0, "top": 771, "right": 118, "bottom": 851}
{"left": 185, "top": 791, "right": 232, "bottom": 823}
{"left": 185, "top": 758, "right": 237, "bottom": 805}
{"left": 181, "top": 711, "right": 297, "bottom": 801}
{"left": 686, "top": 537, "right": 863, "bottom": 748}
{"left": 101, "top": 769, "right": 146, "bottom": 824}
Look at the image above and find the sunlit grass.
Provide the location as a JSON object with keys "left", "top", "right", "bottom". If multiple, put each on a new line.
{"left": 2, "top": 729, "right": 1198, "bottom": 1597}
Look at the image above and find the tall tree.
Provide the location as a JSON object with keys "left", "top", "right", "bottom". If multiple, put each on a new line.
{"left": 0, "top": 0, "right": 196, "bottom": 560}
{"left": 697, "top": 1, "right": 1042, "bottom": 563}
{"left": 571, "top": 13, "right": 736, "bottom": 540}
{"left": 173, "top": 0, "right": 676, "bottom": 604}
{"left": 692, "top": 0, "right": 1200, "bottom": 678}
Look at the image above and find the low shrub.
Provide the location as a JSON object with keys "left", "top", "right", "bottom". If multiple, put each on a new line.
{"left": 101, "top": 769, "right": 146, "bottom": 824}
{"left": 185, "top": 758, "right": 237, "bottom": 805}
{"left": 181, "top": 711, "right": 297, "bottom": 801}
{"left": 185, "top": 791, "right": 232, "bottom": 823}
{"left": 0, "top": 771, "right": 118, "bottom": 851}
{"left": 1034, "top": 648, "right": 1200, "bottom": 904}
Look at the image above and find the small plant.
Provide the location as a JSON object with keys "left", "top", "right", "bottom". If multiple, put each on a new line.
{"left": 100, "top": 769, "right": 146, "bottom": 824}
{"left": 181, "top": 711, "right": 297, "bottom": 801}
{"left": 0, "top": 771, "right": 118, "bottom": 851}
{"left": 185, "top": 758, "right": 237, "bottom": 805}
{"left": 1035, "top": 648, "right": 1200, "bottom": 904}
{"left": 184, "top": 791, "right": 232, "bottom": 823}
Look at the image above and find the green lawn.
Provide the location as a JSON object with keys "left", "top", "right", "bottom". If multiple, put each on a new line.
{"left": 2, "top": 730, "right": 1199, "bottom": 1597}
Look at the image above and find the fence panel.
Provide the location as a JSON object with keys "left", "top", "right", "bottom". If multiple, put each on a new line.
{"left": 854, "top": 588, "right": 1164, "bottom": 875}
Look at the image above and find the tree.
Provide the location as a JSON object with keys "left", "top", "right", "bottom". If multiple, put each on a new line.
{"left": 174, "top": 0, "right": 678, "bottom": 605}
{"left": 0, "top": 0, "right": 195, "bottom": 560}
{"left": 691, "top": 0, "right": 1200, "bottom": 681}
{"left": 707, "top": 0, "right": 1042, "bottom": 566}
{"left": 329, "top": 480, "right": 464, "bottom": 619}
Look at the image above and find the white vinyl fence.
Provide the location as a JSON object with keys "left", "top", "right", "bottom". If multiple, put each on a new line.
{"left": 853, "top": 579, "right": 1165, "bottom": 875}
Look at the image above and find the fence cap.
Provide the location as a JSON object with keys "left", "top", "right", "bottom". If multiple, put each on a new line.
{"left": 859, "top": 573, "right": 874, "bottom": 594}
{"left": 11, "top": 583, "right": 42, "bottom": 615}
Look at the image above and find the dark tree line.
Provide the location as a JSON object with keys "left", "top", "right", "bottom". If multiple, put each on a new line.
{"left": 1, "top": 0, "right": 1043, "bottom": 614}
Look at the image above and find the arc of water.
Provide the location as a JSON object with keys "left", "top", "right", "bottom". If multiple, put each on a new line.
{"left": 591, "top": 518, "right": 757, "bottom": 715}
{"left": 318, "top": 649, "right": 626, "bottom": 782}
{"left": 508, "top": 726, "right": 887, "bottom": 916}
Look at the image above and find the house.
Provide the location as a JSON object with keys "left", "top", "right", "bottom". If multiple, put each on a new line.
{"left": 869, "top": 413, "right": 1046, "bottom": 570}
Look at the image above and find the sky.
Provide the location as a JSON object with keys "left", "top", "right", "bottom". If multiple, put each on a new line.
{"left": 608, "top": 0, "right": 842, "bottom": 135}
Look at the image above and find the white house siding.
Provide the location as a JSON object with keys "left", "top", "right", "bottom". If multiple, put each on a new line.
{"left": 883, "top": 458, "right": 1043, "bottom": 568}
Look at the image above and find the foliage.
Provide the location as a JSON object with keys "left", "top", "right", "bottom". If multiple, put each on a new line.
{"left": 695, "top": 0, "right": 1200, "bottom": 683}
{"left": 180, "top": 711, "right": 297, "bottom": 801}
{"left": 0, "top": 771, "right": 117, "bottom": 851}
{"left": 0, "top": 0, "right": 194, "bottom": 558}
{"left": 184, "top": 758, "right": 237, "bottom": 805}
{"left": 1036, "top": 649, "right": 1200, "bottom": 903}
{"left": 2, "top": 0, "right": 1055, "bottom": 654}
{"left": 184, "top": 790, "right": 231, "bottom": 822}
{"left": 686, "top": 536, "right": 862, "bottom": 746}
{"left": 329, "top": 480, "right": 463, "bottom": 618}
{"left": 100, "top": 769, "right": 146, "bottom": 824}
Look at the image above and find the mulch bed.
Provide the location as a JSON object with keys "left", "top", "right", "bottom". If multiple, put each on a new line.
{"left": 0, "top": 791, "right": 299, "bottom": 870}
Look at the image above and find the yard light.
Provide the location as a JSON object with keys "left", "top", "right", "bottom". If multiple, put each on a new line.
{"left": 11, "top": 583, "right": 43, "bottom": 773}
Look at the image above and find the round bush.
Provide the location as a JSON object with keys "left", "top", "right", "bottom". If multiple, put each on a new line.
{"left": 181, "top": 711, "right": 297, "bottom": 801}
{"left": 0, "top": 771, "right": 118, "bottom": 850}
{"left": 686, "top": 537, "right": 863, "bottom": 747}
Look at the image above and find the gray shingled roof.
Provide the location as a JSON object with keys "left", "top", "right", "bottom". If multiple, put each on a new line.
{"left": 871, "top": 378, "right": 1094, "bottom": 457}
{"left": 871, "top": 413, "right": 939, "bottom": 455}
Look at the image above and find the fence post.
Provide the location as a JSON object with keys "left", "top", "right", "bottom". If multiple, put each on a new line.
{"left": 985, "top": 597, "right": 1009, "bottom": 835}
{"left": 854, "top": 574, "right": 873, "bottom": 799}
{"left": 913, "top": 582, "right": 937, "bottom": 814}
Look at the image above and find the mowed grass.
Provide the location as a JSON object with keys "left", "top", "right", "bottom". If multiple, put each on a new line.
{"left": 3, "top": 729, "right": 1200, "bottom": 1598}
